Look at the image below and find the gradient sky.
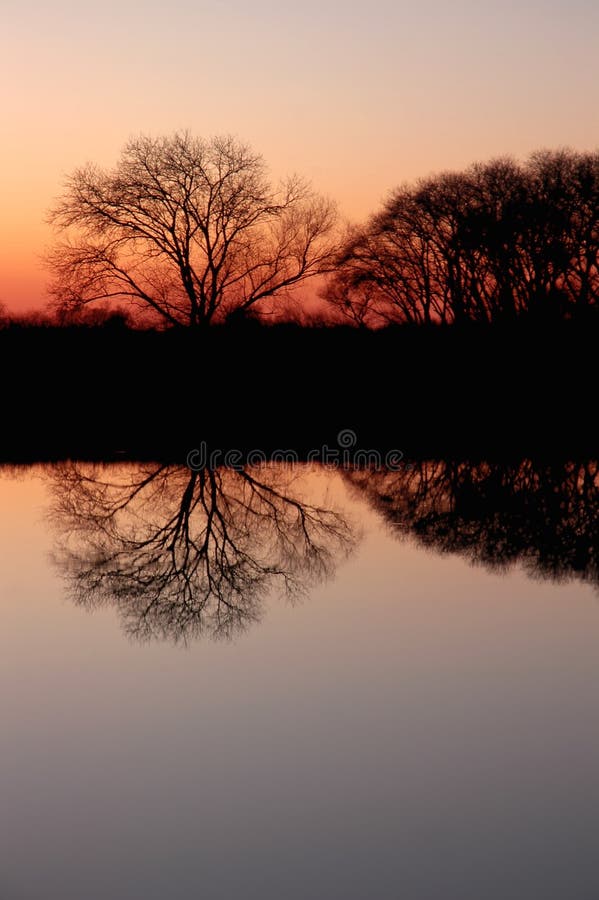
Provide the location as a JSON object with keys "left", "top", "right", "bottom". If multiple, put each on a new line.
{"left": 2, "top": 0, "right": 599, "bottom": 310}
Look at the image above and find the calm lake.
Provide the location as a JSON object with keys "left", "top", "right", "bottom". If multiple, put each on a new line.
{"left": 1, "top": 461, "right": 598, "bottom": 900}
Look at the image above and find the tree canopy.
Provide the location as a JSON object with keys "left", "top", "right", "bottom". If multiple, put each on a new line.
{"left": 324, "top": 149, "right": 599, "bottom": 326}
{"left": 48, "top": 132, "right": 338, "bottom": 327}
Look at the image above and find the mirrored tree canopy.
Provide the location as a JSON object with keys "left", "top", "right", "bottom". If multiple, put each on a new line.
{"left": 49, "top": 462, "right": 356, "bottom": 642}
{"left": 345, "top": 460, "right": 599, "bottom": 586}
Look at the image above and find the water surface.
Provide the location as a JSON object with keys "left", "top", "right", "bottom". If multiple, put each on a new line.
{"left": 1, "top": 462, "right": 598, "bottom": 899}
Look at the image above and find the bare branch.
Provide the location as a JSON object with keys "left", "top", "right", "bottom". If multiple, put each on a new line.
{"left": 47, "top": 133, "right": 339, "bottom": 327}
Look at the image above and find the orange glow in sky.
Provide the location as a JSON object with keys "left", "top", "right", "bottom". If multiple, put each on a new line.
{"left": 2, "top": 0, "right": 599, "bottom": 311}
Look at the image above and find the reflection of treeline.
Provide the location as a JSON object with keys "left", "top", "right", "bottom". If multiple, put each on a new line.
{"left": 325, "top": 151, "right": 599, "bottom": 326}
{"left": 46, "top": 458, "right": 599, "bottom": 643}
{"left": 345, "top": 460, "right": 599, "bottom": 586}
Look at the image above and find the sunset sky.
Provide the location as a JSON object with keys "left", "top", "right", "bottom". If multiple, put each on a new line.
{"left": 2, "top": 0, "right": 599, "bottom": 311}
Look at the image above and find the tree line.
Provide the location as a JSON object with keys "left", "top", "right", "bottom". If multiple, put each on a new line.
{"left": 325, "top": 151, "right": 599, "bottom": 326}
{"left": 44, "top": 134, "right": 599, "bottom": 328}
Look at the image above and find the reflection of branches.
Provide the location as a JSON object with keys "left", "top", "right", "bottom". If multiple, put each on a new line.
{"left": 345, "top": 461, "right": 599, "bottom": 586}
{"left": 49, "top": 463, "right": 355, "bottom": 642}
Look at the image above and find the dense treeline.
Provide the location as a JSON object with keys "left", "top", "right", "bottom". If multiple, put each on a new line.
{"left": 325, "top": 150, "right": 599, "bottom": 326}
{"left": 6, "top": 140, "right": 599, "bottom": 330}
{"left": 37, "top": 134, "right": 599, "bottom": 329}
{"left": 0, "top": 319, "right": 595, "bottom": 459}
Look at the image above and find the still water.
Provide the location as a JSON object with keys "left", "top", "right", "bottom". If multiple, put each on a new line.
{"left": 1, "top": 461, "right": 598, "bottom": 899}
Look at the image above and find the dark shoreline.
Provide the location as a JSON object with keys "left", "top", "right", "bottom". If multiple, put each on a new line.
{"left": 1, "top": 320, "right": 596, "bottom": 461}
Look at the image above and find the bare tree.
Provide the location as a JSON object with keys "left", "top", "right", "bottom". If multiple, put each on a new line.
{"left": 47, "top": 133, "right": 338, "bottom": 327}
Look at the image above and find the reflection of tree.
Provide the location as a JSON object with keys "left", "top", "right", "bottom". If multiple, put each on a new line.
{"left": 50, "top": 463, "right": 355, "bottom": 642}
{"left": 345, "top": 461, "right": 599, "bottom": 586}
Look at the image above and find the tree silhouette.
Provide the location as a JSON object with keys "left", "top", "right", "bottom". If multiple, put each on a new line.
{"left": 49, "top": 462, "right": 355, "bottom": 642}
{"left": 325, "top": 150, "right": 599, "bottom": 326}
{"left": 345, "top": 460, "right": 599, "bottom": 587}
{"left": 48, "top": 133, "right": 338, "bottom": 327}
